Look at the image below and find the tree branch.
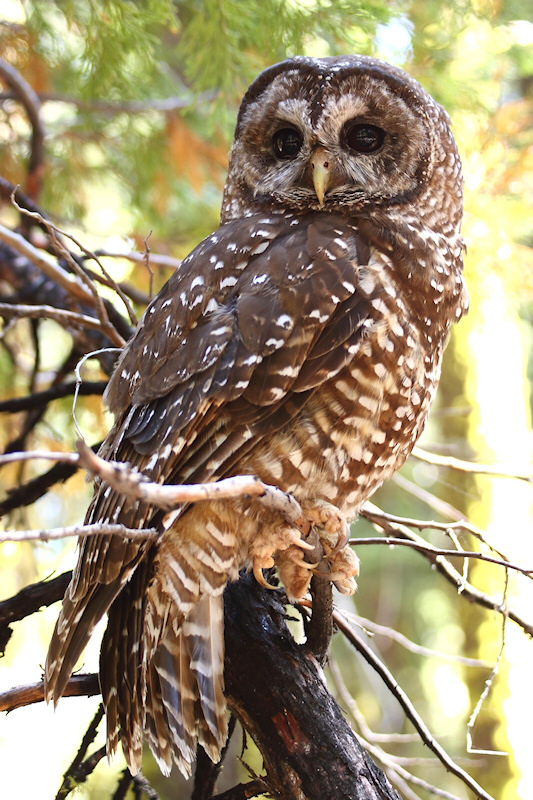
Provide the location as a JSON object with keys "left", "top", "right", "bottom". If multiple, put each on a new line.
{"left": 224, "top": 573, "right": 403, "bottom": 800}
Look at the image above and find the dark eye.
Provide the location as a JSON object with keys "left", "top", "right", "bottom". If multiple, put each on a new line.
{"left": 343, "top": 123, "right": 385, "bottom": 154}
{"left": 272, "top": 127, "right": 303, "bottom": 159}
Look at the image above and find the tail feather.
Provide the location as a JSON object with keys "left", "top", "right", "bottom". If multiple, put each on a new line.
{"left": 45, "top": 576, "right": 125, "bottom": 704}
{"left": 185, "top": 594, "right": 227, "bottom": 758}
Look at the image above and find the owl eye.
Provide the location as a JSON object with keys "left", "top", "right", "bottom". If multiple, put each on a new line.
{"left": 343, "top": 122, "right": 385, "bottom": 154}
{"left": 272, "top": 127, "right": 303, "bottom": 159}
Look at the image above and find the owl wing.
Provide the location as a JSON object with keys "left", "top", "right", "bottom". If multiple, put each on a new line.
{"left": 45, "top": 211, "right": 374, "bottom": 744}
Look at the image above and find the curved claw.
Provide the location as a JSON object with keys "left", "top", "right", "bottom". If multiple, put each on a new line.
{"left": 328, "top": 522, "right": 351, "bottom": 558}
{"left": 289, "top": 555, "right": 320, "bottom": 571}
{"left": 253, "top": 562, "right": 278, "bottom": 591}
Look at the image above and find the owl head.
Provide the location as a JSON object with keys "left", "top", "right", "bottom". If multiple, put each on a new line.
{"left": 222, "top": 55, "right": 462, "bottom": 237}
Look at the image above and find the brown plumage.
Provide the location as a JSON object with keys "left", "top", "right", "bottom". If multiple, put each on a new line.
{"left": 45, "top": 55, "right": 468, "bottom": 777}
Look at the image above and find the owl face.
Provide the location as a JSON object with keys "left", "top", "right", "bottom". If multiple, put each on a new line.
{"left": 222, "top": 55, "right": 461, "bottom": 229}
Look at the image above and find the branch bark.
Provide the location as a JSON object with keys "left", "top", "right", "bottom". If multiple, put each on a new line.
{"left": 224, "top": 573, "right": 402, "bottom": 800}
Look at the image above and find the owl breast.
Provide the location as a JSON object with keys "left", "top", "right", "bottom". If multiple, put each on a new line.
{"left": 241, "top": 243, "right": 448, "bottom": 519}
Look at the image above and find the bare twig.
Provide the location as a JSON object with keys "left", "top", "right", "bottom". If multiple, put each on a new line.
{"left": 0, "top": 223, "right": 95, "bottom": 303}
{"left": 55, "top": 745, "right": 108, "bottom": 800}
{"left": 0, "top": 301, "right": 122, "bottom": 336}
{"left": 0, "top": 58, "right": 44, "bottom": 202}
{"left": 0, "top": 522, "right": 158, "bottom": 544}
{"left": 0, "top": 380, "right": 107, "bottom": 413}
{"left": 358, "top": 503, "right": 533, "bottom": 636}
{"left": 0, "top": 673, "right": 99, "bottom": 713}
{"left": 412, "top": 446, "right": 533, "bottom": 483}
{"left": 55, "top": 705, "right": 105, "bottom": 800}
{"left": 328, "top": 659, "right": 466, "bottom": 800}
{"left": 467, "top": 572, "right": 509, "bottom": 757}
{"left": 333, "top": 610, "right": 495, "bottom": 800}
{"left": 350, "top": 536, "right": 533, "bottom": 577}
{"left": 346, "top": 614, "right": 491, "bottom": 667}
{"left": 95, "top": 249, "right": 182, "bottom": 271}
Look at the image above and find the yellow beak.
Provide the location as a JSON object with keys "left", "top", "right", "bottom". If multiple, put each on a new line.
{"left": 311, "top": 146, "right": 333, "bottom": 205}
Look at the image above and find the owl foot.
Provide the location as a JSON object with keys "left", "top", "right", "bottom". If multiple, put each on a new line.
{"left": 248, "top": 523, "right": 317, "bottom": 593}
{"left": 291, "top": 501, "right": 359, "bottom": 598}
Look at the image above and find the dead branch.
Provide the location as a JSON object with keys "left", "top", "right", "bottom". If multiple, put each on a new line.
{"left": 0, "top": 571, "right": 71, "bottom": 655}
{"left": 0, "top": 380, "right": 106, "bottom": 413}
{"left": 55, "top": 705, "right": 105, "bottom": 800}
{"left": 0, "top": 57, "right": 44, "bottom": 203}
{"left": 0, "top": 300, "right": 123, "bottom": 337}
{"left": 0, "top": 460, "right": 80, "bottom": 518}
{"left": 333, "top": 610, "right": 494, "bottom": 800}
{"left": 351, "top": 535, "right": 533, "bottom": 577}
{"left": 360, "top": 503, "right": 533, "bottom": 636}
{"left": 412, "top": 446, "right": 532, "bottom": 483}
{"left": 0, "top": 222, "right": 95, "bottom": 304}
{"left": 0, "top": 673, "right": 99, "bottom": 713}
{"left": 0, "top": 522, "right": 158, "bottom": 544}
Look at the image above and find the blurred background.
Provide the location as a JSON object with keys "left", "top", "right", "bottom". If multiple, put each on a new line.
{"left": 0, "top": 1, "right": 532, "bottom": 798}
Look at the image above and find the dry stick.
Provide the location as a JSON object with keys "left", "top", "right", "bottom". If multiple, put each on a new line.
{"left": 0, "top": 380, "right": 107, "bottom": 413}
{"left": 14, "top": 199, "right": 138, "bottom": 327}
{"left": 360, "top": 503, "right": 505, "bottom": 558}
{"left": 467, "top": 572, "right": 509, "bottom": 757}
{"left": 360, "top": 505, "right": 533, "bottom": 636}
{"left": 350, "top": 536, "right": 533, "bottom": 578}
{"left": 346, "top": 614, "right": 491, "bottom": 668}
{"left": 55, "top": 704, "right": 105, "bottom": 800}
{"left": 0, "top": 522, "right": 158, "bottom": 544}
{"left": 0, "top": 673, "right": 99, "bottom": 713}
{"left": 10, "top": 200, "right": 122, "bottom": 340}
{"left": 412, "top": 446, "right": 533, "bottom": 483}
{"left": 333, "top": 610, "right": 495, "bottom": 800}
{"left": 0, "top": 301, "right": 120, "bottom": 335}
{"left": 0, "top": 223, "right": 94, "bottom": 303}
{"left": 393, "top": 472, "right": 467, "bottom": 522}
{"left": 95, "top": 249, "right": 182, "bottom": 271}
{"left": 0, "top": 443, "right": 306, "bottom": 532}
{"left": 0, "top": 58, "right": 44, "bottom": 200}
{"left": 328, "top": 660, "right": 465, "bottom": 800}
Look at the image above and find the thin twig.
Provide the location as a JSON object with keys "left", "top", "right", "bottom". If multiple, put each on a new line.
{"left": 350, "top": 536, "right": 533, "bottom": 577}
{"left": 345, "top": 614, "right": 491, "bottom": 667}
{"left": 358, "top": 504, "right": 533, "bottom": 636}
{"left": 412, "top": 446, "right": 532, "bottom": 483}
{"left": 467, "top": 572, "right": 509, "bottom": 757}
{"left": 0, "top": 223, "right": 94, "bottom": 303}
{"left": 0, "top": 673, "right": 99, "bottom": 712}
{"left": 334, "top": 611, "right": 495, "bottom": 800}
{"left": 55, "top": 705, "right": 105, "bottom": 800}
{"left": 0, "top": 380, "right": 107, "bottom": 413}
{"left": 95, "top": 249, "right": 182, "bottom": 271}
{"left": 0, "top": 301, "right": 121, "bottom": 335}
{"left": 0, "top": 522, "right": 158, "bottom": 544}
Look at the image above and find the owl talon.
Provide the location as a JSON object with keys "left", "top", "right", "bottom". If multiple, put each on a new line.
{"left": 290, "top": 555, "right": 320, "bottom": 571}
{"left": 253, "top": 563, "right": 278, "bottom": 591}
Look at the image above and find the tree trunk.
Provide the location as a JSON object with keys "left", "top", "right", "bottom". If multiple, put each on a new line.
{"left": 224, "top": 574, "right": 401, "bottom": 800}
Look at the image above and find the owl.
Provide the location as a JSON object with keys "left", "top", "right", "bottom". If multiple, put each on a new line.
{"left": 45, "top": 55, "right": 468, "bottom": 778}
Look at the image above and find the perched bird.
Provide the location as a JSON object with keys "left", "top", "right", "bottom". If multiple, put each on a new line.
{"left": 45, "top": 54, "right": 468, "bottom": 777}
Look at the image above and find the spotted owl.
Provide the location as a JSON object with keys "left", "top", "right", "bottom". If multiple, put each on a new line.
{"left": 45, "top": 55, "right": 468, "bottom": 777}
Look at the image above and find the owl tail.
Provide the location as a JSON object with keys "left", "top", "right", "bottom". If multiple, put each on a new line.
{"left": 101, "top": 575, "right": 227, "bottom": 778}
